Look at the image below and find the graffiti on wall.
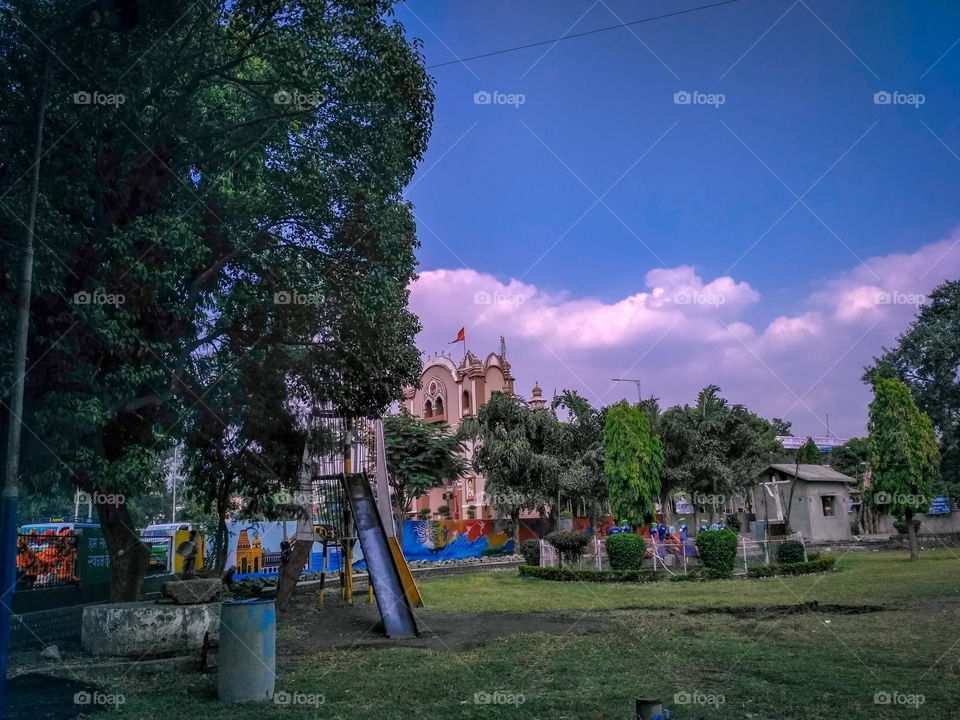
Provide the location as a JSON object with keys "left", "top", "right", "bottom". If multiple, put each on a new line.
{"left": 401, "top": 519, "right": 513, "bottom": 561}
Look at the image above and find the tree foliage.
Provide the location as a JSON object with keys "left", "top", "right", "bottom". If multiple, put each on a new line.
{"left": 602, "top": 400, "right": 662, "bottom": 526}
{"left": 0, "top": 0, "right": 434, "bottom": 598}
{"left": 383, "top": 411, "right": 467, "bottom": 522}
{"left": 867, "top": 378, "right": 940, "bottom": 560}
{"left": 864, "top": 280, "right": 960, "bottom": 496}
{"left": 795, "top": 437, "right": 822, "bottom": 465}
{"left": 551, "top": 390, "right": 608, "bottom": 524}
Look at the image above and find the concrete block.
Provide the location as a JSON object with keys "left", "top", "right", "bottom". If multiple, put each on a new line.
{"left": 82, "top": 601, "right": 220, "bottom": 657}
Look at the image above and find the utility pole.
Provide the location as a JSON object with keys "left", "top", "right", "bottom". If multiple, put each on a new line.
{"left": 611, "top": 378, "right": 642, "bottom": 403}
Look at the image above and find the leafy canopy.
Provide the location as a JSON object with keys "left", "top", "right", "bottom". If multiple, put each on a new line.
{"left": 603, "top": 400, "right": 662, "bottom": 526}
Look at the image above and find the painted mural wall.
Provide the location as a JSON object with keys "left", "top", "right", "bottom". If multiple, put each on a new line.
{"left": 400, "top": 519, "right": 514, "bottom": 561}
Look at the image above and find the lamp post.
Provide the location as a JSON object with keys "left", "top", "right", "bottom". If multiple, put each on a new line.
{"left": 0, "top": 4, "right": 138, "bottom": 714}
{"left": 611, "top": 378, "right": 642, "bottom": 403}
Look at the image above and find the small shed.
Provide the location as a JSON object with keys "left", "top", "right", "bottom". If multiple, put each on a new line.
{"left": 752, "top": 464, "right": 857, "bottom": 541}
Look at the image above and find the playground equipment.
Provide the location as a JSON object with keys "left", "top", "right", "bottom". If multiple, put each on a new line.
{"left": 304, "top": 411, "right": 421, "bottom": 637}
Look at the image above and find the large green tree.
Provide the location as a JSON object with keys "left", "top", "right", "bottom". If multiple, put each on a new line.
{"left": 865, "top": 280, "right": 960, "bottom": 497}
{"left": 603, "top": 400, "right": 662, "bottom": 526}
{"left": 867, "top": 378, "right": 940, "bottom": 561}
{"left": 659, "top": 386, "right": 777, "bottom": 523}
{"left": 795, "top": 437, "right": 822, "bottom": 465}
{"left": 551, "top": 390, "right": 608, "bottom": 528}
{"left": 469, "top": 392, "right": 561, "bottom": 543}
{"left": 0, "top": 0, "right": 433, "bottom": 599}
{"left": 383, "top": 411, "right": 467, "bottom": 524}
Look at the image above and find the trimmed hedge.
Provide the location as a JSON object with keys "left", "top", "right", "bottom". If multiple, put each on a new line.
{"left": 518, "top": 564, "right": 663, "bottom": 584}
{"left": 604, "top": 533, "right": 647, "bottom": 571}
{"left": 747, "top": 555, "right": 836, "bottom": 578}
{"left": 519, "top": 539, "right": 540, "bottom": 567}
{"left": 695, "top": 529, "right": 738, "bottom": 578}
{"left": 545, "top": 530, "right": 590, "bottom": 566}
{"left": 775, "top": 540, "right": 805, "bottom": 565}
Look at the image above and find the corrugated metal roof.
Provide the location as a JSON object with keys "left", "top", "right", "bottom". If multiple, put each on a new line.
{"left": 766, "top": 464, "right": 857, "bottom": 484}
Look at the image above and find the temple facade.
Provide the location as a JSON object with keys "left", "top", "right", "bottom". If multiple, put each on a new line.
{"left": 403, "top": 349, "right": 541, "bottom": 520}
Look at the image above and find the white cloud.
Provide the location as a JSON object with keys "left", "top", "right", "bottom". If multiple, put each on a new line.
{"left": 410, "top": 232, "right": 960, "bottom": 438}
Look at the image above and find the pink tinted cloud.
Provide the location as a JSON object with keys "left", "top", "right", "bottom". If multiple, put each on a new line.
{"left": 409, "top": 233, "right": 960, "bottom": 438}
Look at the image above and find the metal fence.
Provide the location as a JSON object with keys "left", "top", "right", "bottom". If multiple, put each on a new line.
{"left": 16, "top": 533, "right": 80, "bottom": 589}
{"left": 538, "top": 532, "right": 806, "bottom": 577}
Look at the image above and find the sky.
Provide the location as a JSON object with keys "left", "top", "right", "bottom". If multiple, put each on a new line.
{"left": 398, "top": 0, "right": 960, "bottom": 438}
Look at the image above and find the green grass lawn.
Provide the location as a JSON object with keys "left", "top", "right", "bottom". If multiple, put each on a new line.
{"left": 82, "top": 549, "right": 960, "bottom": 720}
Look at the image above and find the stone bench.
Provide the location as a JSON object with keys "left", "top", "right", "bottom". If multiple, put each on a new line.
{"left": 82, "top": 601, "right": 220, "bottom": 657}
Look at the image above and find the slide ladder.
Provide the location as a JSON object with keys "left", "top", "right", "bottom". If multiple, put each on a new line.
{"left": 342, "top": 473, "right": 419, "bottom": 637}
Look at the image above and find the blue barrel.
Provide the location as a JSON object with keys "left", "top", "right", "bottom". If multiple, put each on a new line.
{"left": 218, "top": 598, "right": 276, "bottom": 703}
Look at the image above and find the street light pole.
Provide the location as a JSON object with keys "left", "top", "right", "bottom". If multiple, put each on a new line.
{"left": 611, "top": 378, "right": 642, "bottom": 403}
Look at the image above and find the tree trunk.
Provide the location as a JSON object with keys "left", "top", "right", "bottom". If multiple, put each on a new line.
{"left": 215, "top": 515, "right": 228, "bottom": 572}
{"left": 511, "top": 510, "right": 521, "bottom": 546}
{"left": 659, "top": 492, "right": 673, "bottom": 527}
{"left": 95, "top": 493, "right": 150, "bottom": 602}
{"left": 905, "top": 508, "right": 919, "bottom": 561}
{"left": 276, "top": 444, "right": 313, "bottom": 611}
{"left": 276, "top": 533, "right": 313, "bottom": 612}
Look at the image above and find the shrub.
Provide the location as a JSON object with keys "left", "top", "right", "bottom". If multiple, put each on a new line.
{"left": 806, "top": 550, "right": 822, "bottom": 561}
{"left": 605, "top": 533, "right": 647, "bottom": 571}
{"left": 746, "top": 556, "right": 836, "bottom": 578}
{"left": 518, "top": 565, "right": 662, "bottom": 583}
{"left": 725, "top": 514, "right": 742, "bottom": 531}
{"left": 747, "top": 564, "right": 778, "bottom": 578}
{"left": 780, "top": 556, "right": 836, "bottom": 575}
{"left": 893, "top": 518, "right": 922, "bottom": 535}
{"left": 416, "top": 509, "right": 431, "bottom": 520}
{"left": 775, "top": 540, "right": 805, "bottom": 565}
{"left": 437, "top": 505, "right": 451, "bottom": 519}
{"left": 545, "top": 530, "right": 590, "bottom": 566}
{"left": 695, "top": 529, "right": 738, "bottom": 578}
{"left": 519, "top": 539, "right": 540, "bottom": 567}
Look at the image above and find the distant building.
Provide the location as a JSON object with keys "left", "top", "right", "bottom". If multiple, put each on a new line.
{"left": 403, "top": 349, "right": 542, "bottom": 521}
{"left": 235, "top": 529, "right": 263, "bottom": 574}
{"left": 752, "top": 464, "right": 857, "bottom": 541}
{"left": 776, "top": 434, "right": 848, "bottom": 452}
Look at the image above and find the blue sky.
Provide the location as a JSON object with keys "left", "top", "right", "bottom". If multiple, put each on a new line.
{"left": 399, "top": 0, "right": 960, "bottom": 437}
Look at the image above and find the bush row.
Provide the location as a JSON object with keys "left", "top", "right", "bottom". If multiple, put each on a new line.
{"left": 518, "top": 564, "right": 663, "bottom": 584}
{"left": 747, "top": 555, "right": 837, "bottom": 578}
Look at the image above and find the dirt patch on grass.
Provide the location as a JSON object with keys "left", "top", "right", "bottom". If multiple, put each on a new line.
{"left": 684, "top": 600, "right": 887, "bottom": 619}
{"left": 278, "top": 591, "right": 603, "bottom": 654}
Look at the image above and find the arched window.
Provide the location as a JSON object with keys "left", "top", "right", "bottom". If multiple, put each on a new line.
{"left": 423, "top": 399, "right": 432, "bottom": 418}
{"left": 435, "top": 397, "right": 444, "bottom": 416}
{"left": 463, "top": 391, "right": 470, "bottom": 411}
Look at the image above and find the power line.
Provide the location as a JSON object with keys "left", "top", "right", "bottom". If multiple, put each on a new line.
{"left": 426, "top": 0, "right": 742, "bottom": 69}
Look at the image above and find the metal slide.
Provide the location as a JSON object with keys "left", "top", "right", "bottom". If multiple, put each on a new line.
{"left": 341, "top": 473, "right": 419, "bottom": 637}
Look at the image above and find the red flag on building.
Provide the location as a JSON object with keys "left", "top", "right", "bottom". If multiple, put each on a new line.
{"left": 450, "top": 327, "right": 465, "bottom": 344}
